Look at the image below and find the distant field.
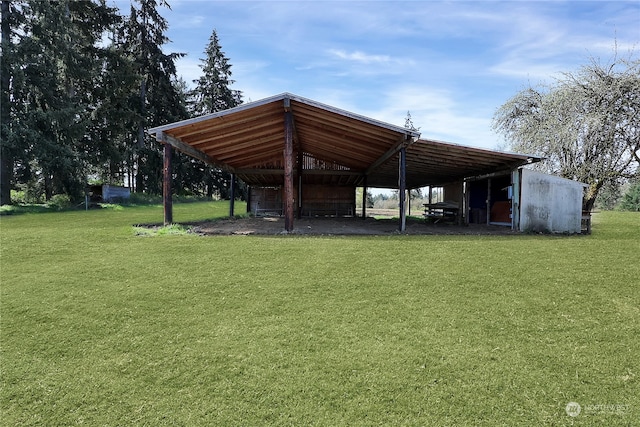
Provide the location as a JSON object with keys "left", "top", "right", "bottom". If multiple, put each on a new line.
{"left": 1, "top": 202, "right": 638, "bottom": 426}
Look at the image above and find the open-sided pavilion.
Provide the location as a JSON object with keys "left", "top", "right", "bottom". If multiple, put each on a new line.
{"left": 147, "top": 93, "right": 538, "bottom": 232}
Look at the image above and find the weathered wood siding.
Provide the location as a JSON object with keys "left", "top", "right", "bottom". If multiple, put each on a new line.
{"left": 249, "top": 185, "right": 355, "bottom": 217}
{"left": 249, "top": 187, "right": 283, "bottom": 215}
{"left": 301, "top": 185, "right": 355, "bottom": 217}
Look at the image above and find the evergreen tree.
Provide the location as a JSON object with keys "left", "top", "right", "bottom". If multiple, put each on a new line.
{"left": 5, "top": 0, "right": 118, "bottom": 202}
{"left": 618, "top": 179, "right": 640, "bottom": 211}
{"left": 190, "top": 29, "right": 242, "bottom": 116}
{"left": 404, "top": 111, "right": 420, "bottom": 132}
{"left": 0, "top": 0, "right": 20, "bottom": 204}
{"left": 88, "top": 29, "right": 140, "bottom": 187}
{"left": 187, "top": 29, "right": 244, "bottom": 199}
{"left": 119, "top": 0, "right": 187, "bottom": 193}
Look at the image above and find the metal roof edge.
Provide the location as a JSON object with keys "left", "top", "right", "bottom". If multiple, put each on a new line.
{"left": 147, "top": 93, "right": 290, "bottom": 135}
{"left": 285, "top": 93, "right": 421, "bottom": 138}
{"left": 148, "top": 92, "right": 421, "bottom": 139}
{"left": 519, "top": 167, "right": 589, "bottom": 187}
{"left": 417, "top": 137, "right": 543, "bottom": 162}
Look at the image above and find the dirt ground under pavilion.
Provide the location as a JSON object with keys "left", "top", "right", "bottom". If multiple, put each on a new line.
{"left": 184, "top": 213, "right": 518, "bottom": 236}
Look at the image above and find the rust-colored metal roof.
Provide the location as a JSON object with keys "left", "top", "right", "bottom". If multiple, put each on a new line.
{"left": 148, "top": 93, "right": 539, "bottom": 188}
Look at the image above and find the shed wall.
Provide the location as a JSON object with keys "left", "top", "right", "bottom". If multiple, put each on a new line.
{"left": 249, "top": 187, "right": 282, "bottom": 215}
{"left": 249, "top": 185, "right": 355, "bottom": 216}
{"left": 301, "top": 185, "right": 355, "bottom": 216}
{"left": 103, "top": 185, "right": 131, "bottom": 201}
{"left": 519, "top": 169, "right": 584, "bottom": 233}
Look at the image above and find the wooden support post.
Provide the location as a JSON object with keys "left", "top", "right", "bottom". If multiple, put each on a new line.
{"left": 246, "top": 185, "right": 251, "bottom": 213}
{"left": 362, "top": 176, "right": 368, "bottom": 220}
{"left": 163, "top": 140, "right": 173, "bottom": 225}
{"left": 486, "top": 178, "right": 492, "bottom": 225}
{"left": 398, "top": 146, "right": 407, "bottom": 232}
{"left": 297, "top": 151, "right": 303, "bottom": 219}
{"left": 457, "top": 180, "right": 464, "bottom": 226}
{"left": 229, "top": 173, "right": 235, "bottom": 217}
{"left": 464, "top": 181, "right": 470, "bottom": 226}
{"left": 284, "top": 111, "right": 295, "bottom": 232}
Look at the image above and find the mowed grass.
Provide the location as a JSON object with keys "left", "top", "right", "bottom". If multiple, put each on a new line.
{"left": 1, "top": 202, "right": 638, "bottom": 426}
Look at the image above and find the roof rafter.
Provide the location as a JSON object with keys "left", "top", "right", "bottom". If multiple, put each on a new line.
{"left": 156, "top": 132, "right": 235, "bottom": 173}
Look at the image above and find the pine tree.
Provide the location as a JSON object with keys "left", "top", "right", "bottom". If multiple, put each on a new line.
{"left": 404, "top": 111, "right": 420, "bottom": 132}
{"left": 0, "top": 0, "right": 18, "bottom": 204}
{"left": 188, "top": 29, "right": 243, "bottom": 198}
{"left": 88, "top": 29, "right": 140, "bottom": 187}
{"left": 119, "top": 0, "right": 187, "bottom": 193}
{"left": 190, "top": 29, "right": 242, "bottom": 116}
{"left": 6, "top": 0, "right": 119, "bottom": 202}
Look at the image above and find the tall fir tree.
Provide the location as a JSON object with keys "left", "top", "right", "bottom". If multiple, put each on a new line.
{"left": 119, "top": 0, "right": 187, "bottom": 193}
{"left": 188, "top": 29, "right": 244, "bottom": 198}
{"left": 190, "top": 29, "right": 242, "bottom": 116}
{"left": 87, "top": 26, "right": 140, "bottom": 187}
{"left": 0, "top": 0, "right": 19, "bottom": 204}
{"left": 5, "top": 0, "right": 118, "bottom": 202}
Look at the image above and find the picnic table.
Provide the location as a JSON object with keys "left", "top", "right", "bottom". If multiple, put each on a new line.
{"left": 423, "top": 202, "right": 459, "bottom": 223}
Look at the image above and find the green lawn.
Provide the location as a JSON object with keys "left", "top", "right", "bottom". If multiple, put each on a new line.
{"left": 1, "top": 202, "right": 638, "bottom": 426}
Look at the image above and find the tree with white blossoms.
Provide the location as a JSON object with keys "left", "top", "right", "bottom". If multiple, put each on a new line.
{"left": 492, "top": 51, "right": 640, "bottom": 211}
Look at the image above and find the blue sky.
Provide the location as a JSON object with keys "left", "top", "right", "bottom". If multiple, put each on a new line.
{"left": 115, "top": 1, "right": 639, "bottom": 150}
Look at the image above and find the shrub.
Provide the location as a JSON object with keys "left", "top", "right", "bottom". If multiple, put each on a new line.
{"left": 47, "top": 194, "right": 72, "bottom": 211}
{"left": 618, "top": 181, "right": 640, "bottom": 211}
{"left": 10, "top": 190, "right": 27, "bottom": 205}
{"left": 11, "top": 187, "right": 45, "bottom": 204}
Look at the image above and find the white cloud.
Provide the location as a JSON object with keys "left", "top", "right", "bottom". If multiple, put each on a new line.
{"left": 174, "top": 57, "right": 202, "bottom": 87}
{"left": 328, "top": 49, "right": 391, "bottom": 64}
{"left": 169, "top": 13, "right": 205, "bottom": 29}
{"left": 163, "top": 0, "right": 639, "bottom": 151}
{"left": 308, "top": 84, "right": 502, "bottom": 149}
{"left": 488, "top": 59, "right": 566, "bottom": 82}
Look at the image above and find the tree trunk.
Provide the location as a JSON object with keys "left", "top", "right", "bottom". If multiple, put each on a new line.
{"left": 0, "top": 0, "right": 12, "bottom": 205}
{"left": 583, "top": 181, "right": 603, "bottom": 212}
{"left": 135, "top": 78, "right": 147, "bottom": 193}
{"left": 135, "top": 153, "right": 144, "bottom": 193}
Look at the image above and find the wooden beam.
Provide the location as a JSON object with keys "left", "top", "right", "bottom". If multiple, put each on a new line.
{"left": 366, "top": 134, "right": 416, "bottom": 175}
{"left": 162, "top": 138, "right": 173, "bottom": 225}
{"left": 235, "top": 168, "right": 363, "bottom": 177}
{"left": 304, "top": 169, "right": 361, "bottom": 176}
{"left": 147, "top": 93, "right": 289, "bottom": 135}
{"left": 286, "top": 94, "right": 422, "bottom": 137}
{"left": 284, "top": 110, "right": 295, "bottom": 232}
{"left": 158, "top": 132, "right": 235, "bottom": 173}
{"left": 235, "top": 168, "right": 284, "bottom": 175}
{"left": 398, "top": 146, "right": 407, "bottom": 232}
